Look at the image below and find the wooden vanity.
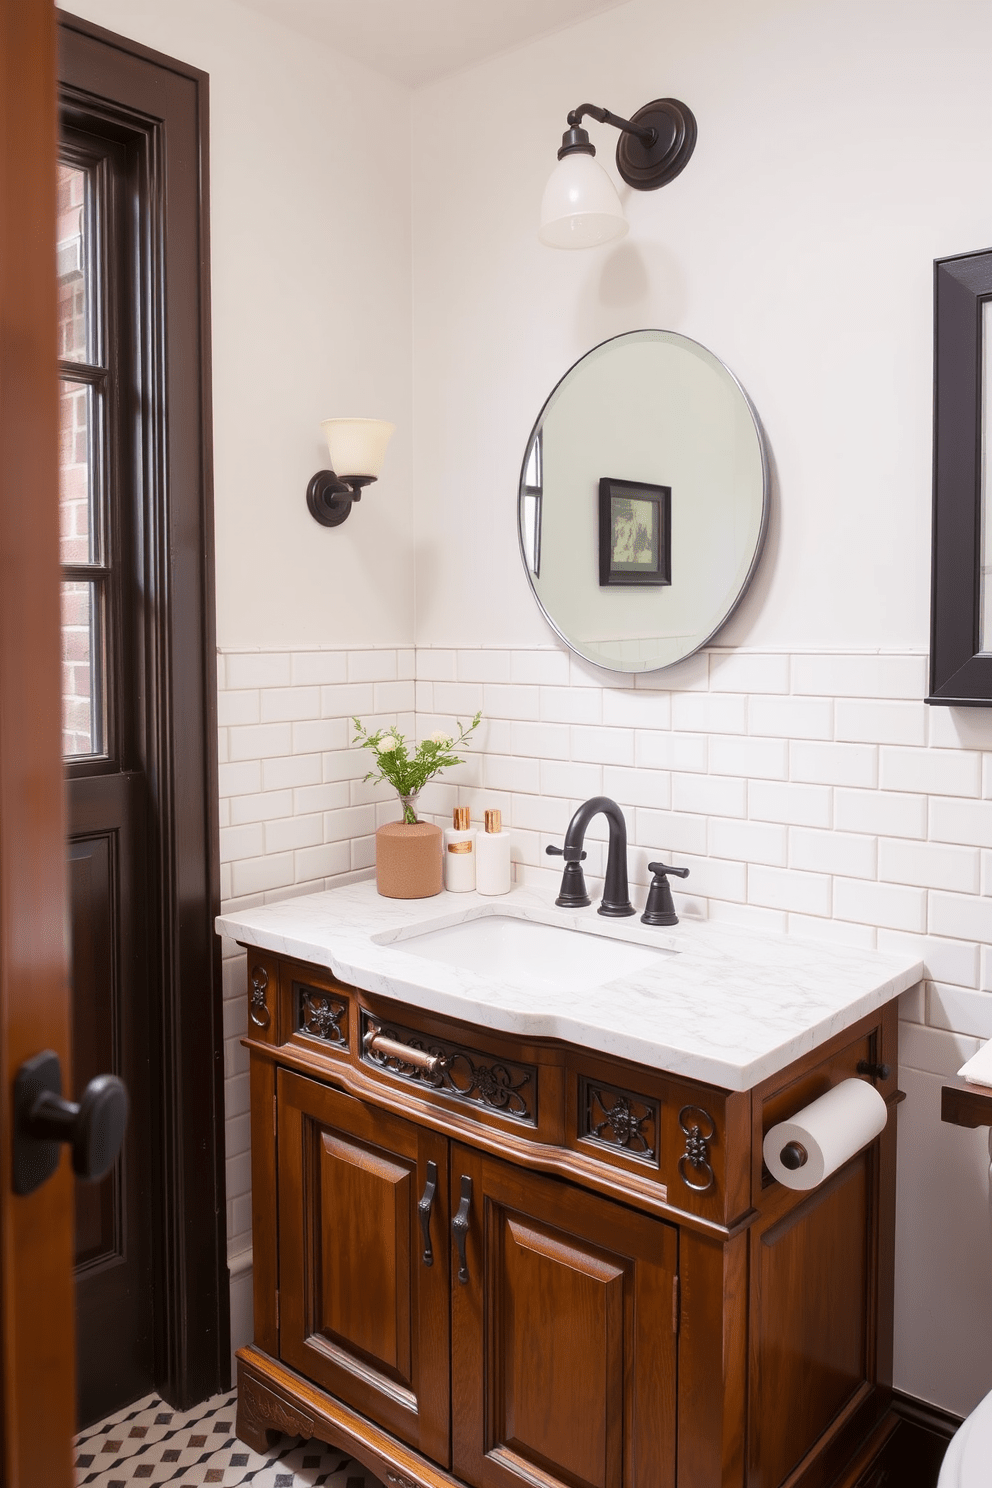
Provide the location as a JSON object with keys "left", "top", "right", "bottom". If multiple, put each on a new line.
{"left": 230, "top": 921, "right": 909, "bottom": 1488}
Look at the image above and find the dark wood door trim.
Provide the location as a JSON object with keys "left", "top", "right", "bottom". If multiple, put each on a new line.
{"left": 59, "top": 11, "right": 227, "bottom": 1409}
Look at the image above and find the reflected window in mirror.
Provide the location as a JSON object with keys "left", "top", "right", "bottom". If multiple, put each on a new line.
{"left": 521, "top": 430, "right": 543, "bottom": 578}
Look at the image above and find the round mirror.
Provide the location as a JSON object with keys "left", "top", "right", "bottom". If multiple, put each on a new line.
{"left": 518, "top": 329, "right": 769, "bottom": 673}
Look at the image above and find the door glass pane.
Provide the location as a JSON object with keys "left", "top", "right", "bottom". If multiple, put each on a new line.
{"left": 59, "top": 378, "right": 101, "bottom": 564}
{"left": 57, "top": 163, "right": 90, "bottom": 364}
{"left": 61, "top": 581, "right": 105, "bottom": 757}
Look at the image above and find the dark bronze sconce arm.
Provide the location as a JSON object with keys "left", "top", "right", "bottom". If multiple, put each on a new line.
{"left": 556, "top": 96, "right": 697, "bottom": 190}
{"left": 306, "top": 470, "right": 376, "bottom": 528}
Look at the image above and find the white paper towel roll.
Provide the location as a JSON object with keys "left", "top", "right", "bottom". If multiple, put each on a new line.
{"left": 763, "top": 1077, "right": 888, "bottom": 1191}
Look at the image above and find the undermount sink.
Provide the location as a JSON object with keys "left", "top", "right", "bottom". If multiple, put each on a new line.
{"left": 390, "top": 913, "right": 674, "bottom": 993}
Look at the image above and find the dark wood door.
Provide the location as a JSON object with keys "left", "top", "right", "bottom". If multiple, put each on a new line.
{"left": 450, "top": 1144, "right": 678, "bottom": 1488}
{"left": 278, "top": 1070, "right": 451, "bottom": 1468}
{"left": 0, "top": 0, "right": 76, "bottom": 1480}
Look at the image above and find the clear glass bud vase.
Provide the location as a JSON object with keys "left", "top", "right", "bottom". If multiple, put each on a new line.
{"left": 399, "top": 792, "right": 420, "bottom": 826}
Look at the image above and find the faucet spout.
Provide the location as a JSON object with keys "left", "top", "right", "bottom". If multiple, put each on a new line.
{"left": 559, "top": 795, "right": 635, "bottom": 918}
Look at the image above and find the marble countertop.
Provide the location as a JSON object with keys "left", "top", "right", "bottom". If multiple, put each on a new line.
{"left": 216, "top": 881, "right": 923, "bottom": 1092}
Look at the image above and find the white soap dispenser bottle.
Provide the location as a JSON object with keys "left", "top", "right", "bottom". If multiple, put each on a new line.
{"left": 476, "top": 809, "right": 511, "bottom": 896}
{"left": 443, "top": 806, "right": 476, "bottom": 892}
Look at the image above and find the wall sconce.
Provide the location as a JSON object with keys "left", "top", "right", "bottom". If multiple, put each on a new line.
{"left": 306, "top": 417, "right": 395, "bottom": 526}
{"left": 539, "top": 98, "right": 696, "bottom": 249}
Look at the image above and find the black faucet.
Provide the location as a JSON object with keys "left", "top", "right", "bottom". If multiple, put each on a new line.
{"left": 546, "top": 796, "right": 635, "bottom": 917}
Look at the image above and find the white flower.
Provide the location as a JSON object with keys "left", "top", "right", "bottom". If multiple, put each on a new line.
{"left": 376, "top": 737, "right": 398, "bottom": 754}
{"left": 428, "top": 731, "right": 452, "bottom": 745}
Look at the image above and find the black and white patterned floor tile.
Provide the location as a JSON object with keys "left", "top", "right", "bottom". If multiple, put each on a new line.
{"left": 73, "top": 1390, "right": 387, "bottom": 1488}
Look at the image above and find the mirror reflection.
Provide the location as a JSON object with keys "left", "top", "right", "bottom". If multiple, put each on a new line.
{"left": 519, "top": 329, "right": 769, "bottom": 673}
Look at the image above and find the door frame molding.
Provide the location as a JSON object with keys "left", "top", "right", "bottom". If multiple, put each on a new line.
{"left": 59, "top": 11, "right": 228, "bottom": 1408}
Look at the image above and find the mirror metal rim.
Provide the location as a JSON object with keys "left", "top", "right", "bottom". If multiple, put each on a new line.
{"left": 517, "top": 328, "right": 771, "bottom": 675}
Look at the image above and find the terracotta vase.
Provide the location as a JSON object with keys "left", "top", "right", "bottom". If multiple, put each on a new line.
{"left": 375, "top": 793, "right": 442, "bottom": 899}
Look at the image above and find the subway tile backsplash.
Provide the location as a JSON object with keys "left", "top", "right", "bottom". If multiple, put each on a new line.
{"left": 217, "top": 642, "right": 992, "bottom": 1274}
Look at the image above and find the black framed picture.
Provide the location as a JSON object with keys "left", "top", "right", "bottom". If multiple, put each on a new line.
{"left": 598, "top": 478, "right": 671, "bottom": 587}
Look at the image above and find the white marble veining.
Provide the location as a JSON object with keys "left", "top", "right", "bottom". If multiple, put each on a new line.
{"left": 216, "top": 882, "right": 923, "bottom": 1091}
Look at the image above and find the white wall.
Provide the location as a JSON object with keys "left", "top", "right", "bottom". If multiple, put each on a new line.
{"left": 60, "top": 0, "right": 416, "bottom": 651}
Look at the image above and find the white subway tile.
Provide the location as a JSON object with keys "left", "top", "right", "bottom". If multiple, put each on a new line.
{"left": 541, "top": 759, "right": 603, "bottom": 799}
{"left": 291, "top": 651, "right": 347, "bottom": 685}
{"left": 398, "top": 649, "right": 416, "bottom": 680}
{"left": 323, "top": 805, "right": 378, "bottom": 842}
{"left": 878, "top": 930, "right": 979, "bottom": 989}
{"left": 569, "top": 654, "right": 625, "bottom": 689}
{"left": 264, "top": 814, "right": 323, "bottom": 854}
{"left": 833, "top": 877, "right": 926, "bottom": 933}
{"left": 225, "top": 1072, "right": 249, "bottom": 1119}
{"left": 374, "top": 680, "right": 416, "bottom": 712}
{"left": 927, "top": 985, "right": 992, "bottom": 1039}
{"left": 708, "top": 651, "right": 790, "bottom": 693}
{"left": 221, "top": 994, "right": 248, "bottom": 1042}
{"left": 792, "top": 653, "right": 927, "bottom": 699}
{"left": 928, "top": 890, "right": 992, "bottom": 943}
{"left": 899, "top": 984, "right": 925, "bottom": 1022}
{"left": 540, "top": 686, "right": 601, "bottom": 725}
{"left": 486, "top": 753, "right": 542, "bottom": 794}
{"left": 790, "top": 826, "right": 876, "bottom": 879}
{"left": 790, "top": 740, "right": 877, "bottom": 789}
{"left": 223, "top": 1035, "right": 248, "bottom": 1082}
{"left": 635, "top": 730, "right": 708, "bottom": 773}
{"left": 511, "top": 794, "right": 570, "bottom": 833}
{"left": 229, "top": 789, "right": 295, "bottom": 827}
{"left": 671, "top": 692, "right": 747, "bottom": 734}
{"left": 225, "top": 1112, "right": 250, "bottom": 1160}
{"left": 432, "top": 681, "right": 485, "bottom": 716}
{"left": 507, "top": 720, "right": 567, "bottom": 759}
{"left": 228, "top": 722, "right": 293, "bottom": 761}
{"left": 221, "top": 954, "right": 246, "bottom": 1001}
{"left": 981, "top": 945, "right": 992, "bottom": 991}
{"left": 836, "top": 700, "right": 926, "bottom": 747}
{"left": 673, "top": 855, "right": 746, "bottom": 902}
{"left": 749, "top": 864, "right": 831, "bottom": 916}
{"left": 929, "top": 795, "right": 992, "bottom": 848}
{"left": 571, "top": 724, "right": 634, "bottom": 766}
{"left": 749, "top": 779, "right": 831, "bottom": 828}
{"left": 749, "top": 696, "right": 833, "bottom": 741}
{"left": 787, "top": 914, "right": 878, "bottom": 951}
{"left": 217, "top": 729, "right": 228, "bottom": 764}
{"left": 928, "top": 706, "right": 992, "bottom": 751}
{"left": 602, "top": 688, "right": 671, "bottom": 729}
{"left": 217, "top": 690, "right": 260, "bottom": 727}
{"left": 319, "top": 683, "right": 374, "bottom": 719}
{"left": 220, "top": 862, "right": 232, "bottom": 900}
{"left": 481, "top": 684, "right": 540, "bottom": 721}
{"left": 602, "top": 766, "right": 671, "bottom": 811}
{"left": 226, "top": 1152, "right": 251, "bottom": 1201}
{"left": 415, "top": 680, "right": 434, "bottom": 713}
{"left": 984, "top": 850, "right": 992, "bottom": 896}
{"left": 984, "top": 755, "right": 992, "bottom": 799}
{"left": 292, "top": 718, "right": 349, "bottom": 754}
{"left": 231, "top": 852, "right": 295, "bottom": 897}
{"left": 635, "top": 652, "right": 708, "bottom": 691}
{"left": 226, "top": 652, "right": 291, "bottom": 689}
{"left": 219, "top": 823, "right": 264, "bottom": 864}
{"left": 417, "top": 648, "right": 457, "bottom": 681}
{"left": 635, "top": 808, "right": 708, "bottom": 856}
{"left": 218, "top": 761, "right": 262, "bottom": 799}
{"left": 879, "top": 746, "right": 982, "bottom": 797}
{"left": 457, "top": 650, "right": 511, "bottom": 683}
{"left": 262, "top": 754, "right": 322, "bottom": 791}
{"left": 510, "top": 650, "right": 570, "bottom": 685}
{"left": 878, "top": 838, "right": 980, "bottom": 894}
{"left": 218, "top": 798, "right": 230, "bottom": 829}
{"left": 476, "top": 717, "right": 512, "bottom": 755}
{"left": 347, "top": 650, "right": 397, "bottom": 683}
{"left": 216, "top": 652, "right": 227, "bottom": 690}
{"left": 705, "top": 901, "right": 789, "bottom": 934}
{"left": 709, "top": 817, "right": 788, "bottom": 867}
{"left": 710, "top": 734, "right": 788, "bottom": 780}
{"left": 295, "top": 842, "right": 350, "bottom": 880}
{"left": 835, "top": 788, "right": 927, "bottom": 839}
{"left": 672, "top": 773, "right": 747, "bottom": 817}
{"left": 352, "top": 835, "right": 376, "bottom": 871}
{"left": 260, "top": 686, "right": 320, "bottom": 723}
{"left": 295, "top": 782, "right": 350, "bottom": 814}
{"left": 415, "top": 780, "right": 458, "bottom": 818}
{"left": 900, "top": 1022, "right": 981, "bottom": 1076}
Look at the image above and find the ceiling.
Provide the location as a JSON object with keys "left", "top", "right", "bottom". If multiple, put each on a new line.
{"left": 234, "top": 0, "right": 633, "bottom": 88}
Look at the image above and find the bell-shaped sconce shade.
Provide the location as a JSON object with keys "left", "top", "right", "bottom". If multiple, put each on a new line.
{"left": 538, "top": 153, "right": 629, "bottom": 249}
{"left": 320, "top": 417, "right": 395, "bottom": 479}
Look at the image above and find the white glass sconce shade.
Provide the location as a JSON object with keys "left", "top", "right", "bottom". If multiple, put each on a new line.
{"left": 538, "top": 153, "right": 629, "bottom": 249}
{"left": 321, "top": 417, "right": 395, "bottom": 478}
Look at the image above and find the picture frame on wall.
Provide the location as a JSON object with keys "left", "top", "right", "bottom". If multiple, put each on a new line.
{"left": 598, "top": 478, "right": 671, "bottom": 587}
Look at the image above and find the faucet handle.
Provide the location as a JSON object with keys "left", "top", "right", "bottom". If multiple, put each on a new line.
{"left": 546, "top": 844, "right": 591, "bottom": 908}
{"left": 546, "top": 845, "right": 587, "bottom": 861}
{"left": 642, "top": 862, "right": 690, "bottom": 927}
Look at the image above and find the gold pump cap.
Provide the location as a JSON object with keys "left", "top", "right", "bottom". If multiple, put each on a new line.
{"left": 453, "top": 806, "right": 470, "bottom": 831}
{"left": 485, "top": 809, "right": 502, "bottom": 834}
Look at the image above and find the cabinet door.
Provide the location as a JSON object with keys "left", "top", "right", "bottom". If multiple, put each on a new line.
{"left": 277, "top": 1069, "right": 450, "bottom": 1467}
{"left": 450, "top": 1144, "right": 678, "bottom": 1488}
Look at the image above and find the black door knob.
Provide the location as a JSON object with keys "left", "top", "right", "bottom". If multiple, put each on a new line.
{"left": 13, "top": 1050, "right": 129, "bottom": 1196}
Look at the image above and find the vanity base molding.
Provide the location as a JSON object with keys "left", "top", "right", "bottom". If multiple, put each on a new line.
{"left": 238, "top": 948, "right": 902, "bottom": 1488}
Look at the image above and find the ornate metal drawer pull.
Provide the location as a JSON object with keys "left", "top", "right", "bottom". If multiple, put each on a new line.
{"left": 452, "top": 1174, "right": 472, "bottom": 1284}
{"left": 364, "top": 1019, "right": 446, "bottom": 1077}
{"left": 418, "top": 1160, "right": 438, "bottom": 1267}
{"left": 249, "top": 966, "right": 271, "bottom": 1030}
{"left": 678, "top": 1105, "right": 716, "bottom": 1192}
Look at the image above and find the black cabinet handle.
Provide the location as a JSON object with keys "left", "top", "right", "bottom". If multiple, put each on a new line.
{"left": 451, "top": 1174, "right": 472, "bottom": 1284}
{"left": 418, "top": 1160, "right": 438, "bottom": 1266}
